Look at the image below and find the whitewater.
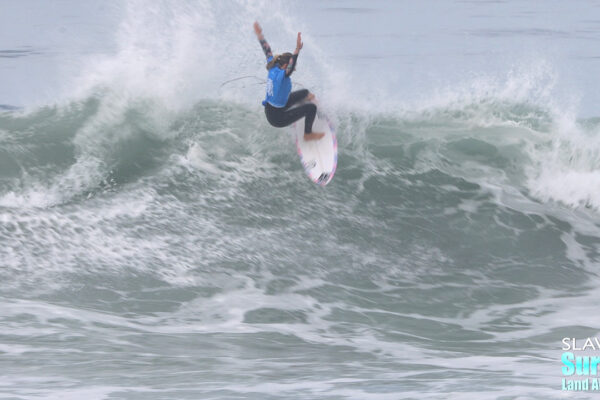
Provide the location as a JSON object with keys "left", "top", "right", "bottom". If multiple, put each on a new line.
{"left": 2, "top": 1, "right": 600, "bottom": 398}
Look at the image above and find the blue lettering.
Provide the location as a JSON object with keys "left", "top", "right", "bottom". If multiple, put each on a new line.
{"left": 577, "top": 356, "right": 590, "bottom": 375}
{"left": 563, "top": 352, "right": 575, "bottom": 376}
{"left": 592, "top": 357, "right": 600, "bottom": 375}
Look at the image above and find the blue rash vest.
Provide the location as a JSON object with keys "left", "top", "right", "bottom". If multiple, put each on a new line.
{"left": 262, "top": 56, "right": 292, "bottom": 108}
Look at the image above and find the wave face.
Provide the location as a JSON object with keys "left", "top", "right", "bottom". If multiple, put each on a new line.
{"left": 2, "top": 1, "right": 600, "bottom": 399}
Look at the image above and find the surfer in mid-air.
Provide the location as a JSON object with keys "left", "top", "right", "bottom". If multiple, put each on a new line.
{"left": 254, "top": 21, "right": 324, "bottom": 141}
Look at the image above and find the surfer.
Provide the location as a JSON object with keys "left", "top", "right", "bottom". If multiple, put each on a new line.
{"left": 254, "top": 21, "right": 324, "bottom": 141}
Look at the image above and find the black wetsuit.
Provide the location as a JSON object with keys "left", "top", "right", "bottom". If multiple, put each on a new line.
{"left": 259, "top": 38, "right": 317, "bottom": 134}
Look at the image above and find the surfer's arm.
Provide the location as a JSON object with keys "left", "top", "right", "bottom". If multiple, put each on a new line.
{"left": 253, "top": 22, "right": 272, "bottom": 59}
{"left": 285, "top": 53, "right": 298, "bottom": 77}
{"left": 260, "top": 38, "right": 272, "bottom": 60}
{"left": 285, "top": 32, "right": 303, "bottom": 77}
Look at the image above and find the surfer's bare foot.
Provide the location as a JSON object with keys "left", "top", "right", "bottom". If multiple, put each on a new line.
{"left": 304, "top": 132, "right": 325, "bottom": 141}
{"left": 306, "top": 93, "right": 316, "bottom": 102}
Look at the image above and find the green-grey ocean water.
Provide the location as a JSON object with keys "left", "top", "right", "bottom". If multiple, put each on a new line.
{"left": 2, "top": 1, "right": 600, "bottom": 399}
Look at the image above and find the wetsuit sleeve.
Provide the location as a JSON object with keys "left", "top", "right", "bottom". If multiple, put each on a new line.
{"left": 259, "top": 38, "right": 272, "bottom": 60}
{"left": 285, "top": 53, "right": 298, "bottom": 77}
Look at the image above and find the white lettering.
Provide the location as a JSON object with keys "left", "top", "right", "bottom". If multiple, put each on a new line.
{"left": 563, "top": 337, "right": 572, "bottom": 351}
{"left": 583, "top": 338, "right": 596, "bottom": 351}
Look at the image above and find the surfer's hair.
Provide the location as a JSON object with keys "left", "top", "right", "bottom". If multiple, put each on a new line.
{"left": 266, "top": 52, "right": 293, "bottom": 70}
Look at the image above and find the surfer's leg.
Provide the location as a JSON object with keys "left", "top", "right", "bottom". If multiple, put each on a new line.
{"left": 265, "top": 104, "right": 289, "bottom": 127}
{"left": 284, "top": 89, "right": 309, "bottom": 108}
{"left": 272, "top": 103, "right": 316, "bottom": 130}
{"left": 266, "top": 103, "right": 324, "bottom": 140}
{"left": 300, "top": 103, "right": 317, "bottom": 133}
{"left": 279, "top": 103, "right": 325, "bottom": 140}
{"left": 271, "top": 103, "right": 315, "bottom": 130}
{"left": 298, "top": 103, "right": 325, "bottom": 140}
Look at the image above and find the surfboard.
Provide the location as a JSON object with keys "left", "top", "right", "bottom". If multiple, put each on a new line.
{"left": 294, "top": 114, "right": 337, "bottom": 186}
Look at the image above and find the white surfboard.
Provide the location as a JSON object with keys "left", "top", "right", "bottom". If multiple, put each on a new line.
{"left": 294, "top": 114, "right": 337, "bottom": 186}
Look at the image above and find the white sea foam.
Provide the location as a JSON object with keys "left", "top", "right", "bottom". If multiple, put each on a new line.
{"left": 525, "top": 112, "right": 600, "bottom": 210}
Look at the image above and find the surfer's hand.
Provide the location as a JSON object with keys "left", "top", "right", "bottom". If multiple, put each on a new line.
{"left": 253, "top": 22, "right": 263, "bottom": 37}
{"left": 296, "top": 32, "right": 303, "bottom": 51}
